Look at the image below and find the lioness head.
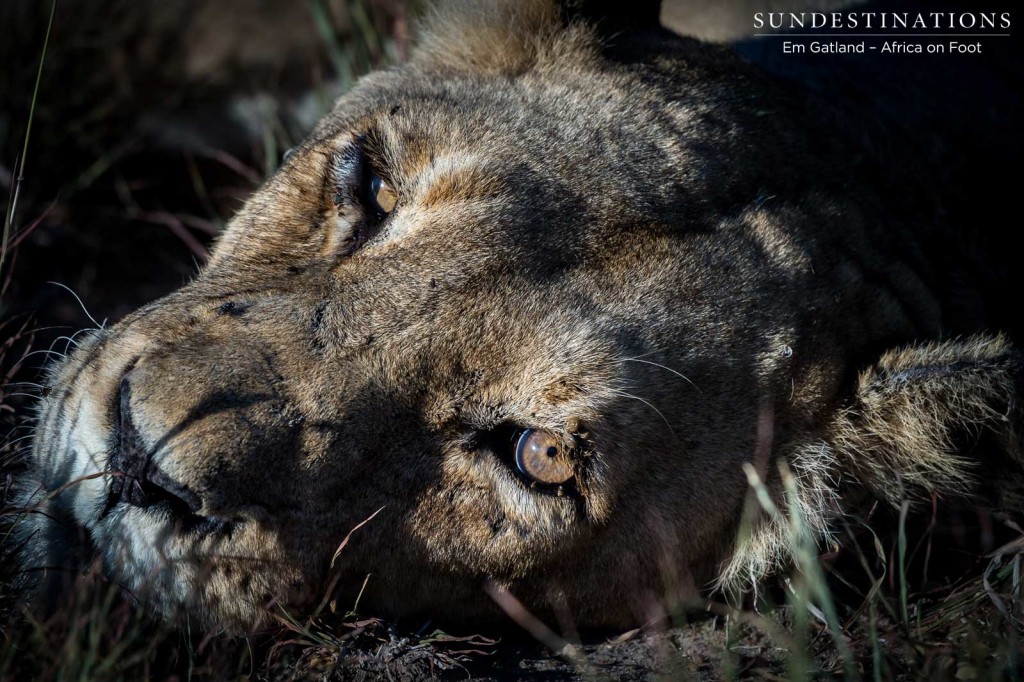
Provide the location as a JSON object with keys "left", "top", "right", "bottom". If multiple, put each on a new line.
{"left": 21, "top": 0, "right": 1024, "bottom": 631}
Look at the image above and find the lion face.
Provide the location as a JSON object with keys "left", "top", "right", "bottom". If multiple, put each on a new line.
{"left": 25, "top": 0, "right": 1020, "bottom": 632}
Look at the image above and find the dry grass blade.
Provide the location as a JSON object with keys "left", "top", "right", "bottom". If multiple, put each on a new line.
{"left": 1, "top": 0, "right": 57, "bottom": 280}
{"left": 483, "top": 580, "right": 599, "bottom": 676}
{"left": 330, "top": 505, "right": 386, "bottom": 568}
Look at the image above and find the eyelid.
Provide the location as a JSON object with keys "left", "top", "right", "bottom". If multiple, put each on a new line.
{"left": 330, "top": 139, "right": 364, "bottom": 204}
{"left": 331, "top": 134, "right": 394, "bottom": 206}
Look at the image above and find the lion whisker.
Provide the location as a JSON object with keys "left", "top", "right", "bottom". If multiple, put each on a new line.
{"left": 610, "top": 388, "right": 676, "bottom": 437}
{"left": 47, "top": 281, "right": 105, "bottom": 331}
{"left": 5, "top": 380, "right": 43, "bottom": 388}
{"left": 619, "top": 357, "right": 702, "bottom": 393}
{"left": 2, "top": 392, "right": 43, "bottom": 401}
{"left": 56, "top": 327, "right": 100, "bottom": 356}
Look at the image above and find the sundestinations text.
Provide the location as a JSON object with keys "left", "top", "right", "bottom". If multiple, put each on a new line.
{"left": 755, "top": 12, "right": 1011, "bottom": 31}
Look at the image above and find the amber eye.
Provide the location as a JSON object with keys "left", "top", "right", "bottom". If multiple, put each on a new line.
{"left": 514, "top": 429, "right": 574, "bottom": 486}
{"left": 367, "top": 172, "right": 398, "bottom": 215}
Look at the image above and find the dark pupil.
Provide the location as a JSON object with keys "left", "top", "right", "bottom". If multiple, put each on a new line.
{"left": 370, "top": 174, "right": 382, "bottom": 196}
{"left": 545, "top": 446, "right": 558, "bottom": 457}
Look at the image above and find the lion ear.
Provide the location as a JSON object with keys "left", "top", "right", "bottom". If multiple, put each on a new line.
{"left": 831, "top": 335, "right": 1024, "bottom": 509}
{"left": 413, "top": 0, "right": 662, "bottom": 73}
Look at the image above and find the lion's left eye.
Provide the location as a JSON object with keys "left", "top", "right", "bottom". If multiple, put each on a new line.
{"left": 367, "top": 172, "right": 398, "bottom": 216}
{"left": 514, "top": 429, "right": 575, "bottom": 486}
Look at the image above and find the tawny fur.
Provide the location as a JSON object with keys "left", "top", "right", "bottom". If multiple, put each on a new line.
{"left": 415, "top": 0, "right": 590, "bottom": 72}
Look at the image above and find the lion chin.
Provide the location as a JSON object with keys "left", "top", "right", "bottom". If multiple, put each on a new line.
{"left": 16, "top": 0, "right": 1024, "bottom": 633}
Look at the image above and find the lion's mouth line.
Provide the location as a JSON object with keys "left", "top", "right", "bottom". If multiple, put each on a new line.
{"left": 101, "top": 467, "right": 233, "bottom": 538}
{"left": 96, "top": 375, "right": 231, "bottom": 536}
{"left": 100, "top": 486, "right": 235, "bottom": 538}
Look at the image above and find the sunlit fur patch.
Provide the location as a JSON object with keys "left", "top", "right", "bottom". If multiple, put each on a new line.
{"left": 415, "top": 156, "right": 507, "bottom": 210}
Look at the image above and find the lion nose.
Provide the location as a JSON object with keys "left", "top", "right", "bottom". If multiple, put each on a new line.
{"left": 111, "top": 375, "right": 202, "bottom": 515}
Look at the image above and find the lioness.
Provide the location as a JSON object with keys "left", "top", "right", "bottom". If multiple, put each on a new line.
{"left": 17, "top": 0, "right": 1024, "bottom": 632}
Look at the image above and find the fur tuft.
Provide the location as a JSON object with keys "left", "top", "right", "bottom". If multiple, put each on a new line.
{"left": 412, "top": 0, "right": 599, "bottom": 73}
{"left": 833, "top": 334, "right": 1021, "bottom": 504}
{"left": 719, "top": 335, "right": 1023, "bottom": 595}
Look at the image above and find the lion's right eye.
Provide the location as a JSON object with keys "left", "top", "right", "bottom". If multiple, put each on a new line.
{"left": 514, "top": 429, "right": 575, "bottom": 486}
